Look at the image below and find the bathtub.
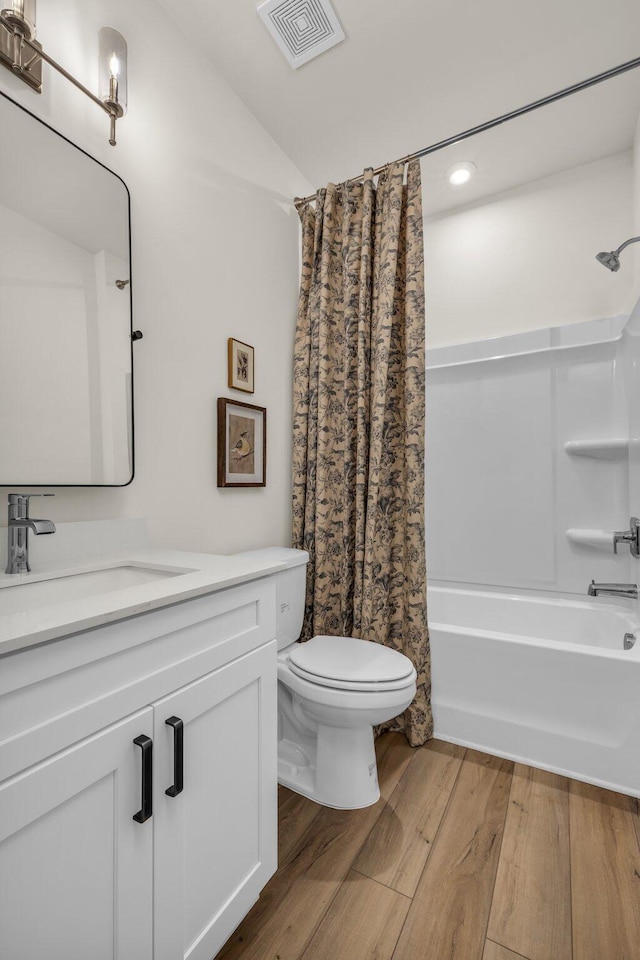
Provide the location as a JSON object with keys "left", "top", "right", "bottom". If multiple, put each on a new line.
{"left": 428, "top": 585, "right": 640, "bottom": 797}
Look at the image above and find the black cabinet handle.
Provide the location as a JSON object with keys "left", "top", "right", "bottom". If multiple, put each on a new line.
{"left": 165, "top": 716, "right": 184, "bottom": 797}
{"left": 133, "top": 735, "right": 153, "bottom": 823}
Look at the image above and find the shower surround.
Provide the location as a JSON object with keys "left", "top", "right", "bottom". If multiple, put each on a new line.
{"left": 426, "top": 307, "right": 640, "bottom": 795}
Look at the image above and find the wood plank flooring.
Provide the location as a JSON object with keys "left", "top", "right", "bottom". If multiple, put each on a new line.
{"left": 487, "top": 765, "right": 572, "bottom": 960}
{"left": 215, "top": 736, "right": 640, "bottom": 960}
{"left": 569, "top": 781, "right": 640, "bottom": 960}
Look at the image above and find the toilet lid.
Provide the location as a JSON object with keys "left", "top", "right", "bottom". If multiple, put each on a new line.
{"left": 288, "top": 635, "right": 416, "bottom": 691}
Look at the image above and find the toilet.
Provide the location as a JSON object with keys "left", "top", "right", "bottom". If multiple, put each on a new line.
{"left": 236, "top": 547, "right": 417, "bottom": 809}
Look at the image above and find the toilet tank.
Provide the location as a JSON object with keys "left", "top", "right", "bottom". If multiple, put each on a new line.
{"left": 234, "top": 547, "right": 309, "bottom": 650}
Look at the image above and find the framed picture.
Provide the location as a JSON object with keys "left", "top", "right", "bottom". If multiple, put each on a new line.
{"left": 228, "top": 338, "right": 255, "bottom": 393}
{"left": 217, "top": 398, "right": 266, "bottom": 487}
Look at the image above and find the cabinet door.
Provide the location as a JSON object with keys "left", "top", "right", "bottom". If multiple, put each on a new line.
{"left": 0, "top": 709, "right": 154, "bottom": 960}
{"left": 153, "top": 642, "right": 277, "bottom": 960}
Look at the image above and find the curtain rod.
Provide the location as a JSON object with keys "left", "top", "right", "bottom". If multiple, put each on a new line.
{"left": 294, "top": 54, "right": 640, "bottom": 209}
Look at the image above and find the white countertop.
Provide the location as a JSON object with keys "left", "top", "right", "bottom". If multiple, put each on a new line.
{"left": 0, "top": 521, "right": 286, "bottom": 655}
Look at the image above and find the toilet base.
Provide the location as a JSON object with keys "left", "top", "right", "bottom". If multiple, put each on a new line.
{"left": 278, "top": 723, "right": 380, "bottom": 810}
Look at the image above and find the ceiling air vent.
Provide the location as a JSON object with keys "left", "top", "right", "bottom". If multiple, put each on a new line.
{"left": 257, "top": 0, "right": 345, "bottom": 69}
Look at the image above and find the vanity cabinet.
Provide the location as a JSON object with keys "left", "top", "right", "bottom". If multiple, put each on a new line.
{"left": 153, "top": 644, "right": 276, "bottom": 960}
{"left": 0, "top": 577, "right": 278, "bottom": 960}
{"left": 0, "top": 709, "right": 154, "bottom": 960}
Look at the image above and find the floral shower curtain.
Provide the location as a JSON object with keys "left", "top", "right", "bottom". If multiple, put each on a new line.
{"left": 292, "top": 159, "right": 432, "bottom": 747}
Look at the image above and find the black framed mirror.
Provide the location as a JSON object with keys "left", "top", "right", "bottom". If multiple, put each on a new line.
{"left": 0, "top": 90, "right": 134, "bottom": 486}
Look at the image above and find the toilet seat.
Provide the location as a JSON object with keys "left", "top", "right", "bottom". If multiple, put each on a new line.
{"left": 287, "top": 635, "right": 416, "bottom": 692}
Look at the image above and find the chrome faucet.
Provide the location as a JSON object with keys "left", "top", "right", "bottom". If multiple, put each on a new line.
{"left": 5, "top": 494, "right": 56, "bottom": 575}
{"left": 588, "top": 580, "right": 638, "bottom": 599}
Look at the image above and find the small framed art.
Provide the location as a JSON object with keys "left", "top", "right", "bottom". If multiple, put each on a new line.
{"left": 217, "top": 398, "right": 266, "bottom": 487}
{"left": 228, "top": 338, "right": 255, "bottom": 393}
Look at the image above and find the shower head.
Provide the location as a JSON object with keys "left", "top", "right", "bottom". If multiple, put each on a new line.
{"left": 596, "top": 250, "right": 621, "bottom": 272}
{"left": 595, "top": 236, "right": 640, "bottom": 272}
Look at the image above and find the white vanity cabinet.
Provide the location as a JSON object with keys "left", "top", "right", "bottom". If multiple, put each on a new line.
{"left": 153, "top": 643, "right": 277, "bottom": 960}
{"left": 0, "top": 709, "right": 155, "bottom": 960}
{"left": 0, "top": 575, "right": 278, "bottom": 960}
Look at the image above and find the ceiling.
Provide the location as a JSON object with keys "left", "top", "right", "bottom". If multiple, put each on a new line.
{"left": 157, "top": 0, "right": 640, "bottom": 211}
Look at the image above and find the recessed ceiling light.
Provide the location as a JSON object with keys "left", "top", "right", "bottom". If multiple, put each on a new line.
{"left": 447, "top": 161, "right": 476, "bottom": 186}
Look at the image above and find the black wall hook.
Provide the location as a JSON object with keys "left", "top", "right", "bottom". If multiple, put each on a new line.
{"left": 132, "top": 330, "right": 143, "bottom": 341}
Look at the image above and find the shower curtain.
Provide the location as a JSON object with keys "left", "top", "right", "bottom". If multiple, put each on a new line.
{"left": 292, "top": 159, "right": 432, "bottom": 746}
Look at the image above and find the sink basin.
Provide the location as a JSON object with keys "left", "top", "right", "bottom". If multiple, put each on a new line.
{"left": 0, "top": 563, "right": 192, "bottom": 615}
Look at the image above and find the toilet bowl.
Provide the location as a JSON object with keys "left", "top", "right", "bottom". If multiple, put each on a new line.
{"left": 235, "top": 548, "right": 417, "bottom": 809}
{"left": 278, "top": 635, "right": 416, "bottom": 808}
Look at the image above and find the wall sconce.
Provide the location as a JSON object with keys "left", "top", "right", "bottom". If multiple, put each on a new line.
{"left": 98, "top": 27, "right": 127, "bottom": 144}
{"left": 0, "top": 2, "right": 128, "bottom": 146}
{"left": 0, "top": 1, "right": 42, "bottom": 91}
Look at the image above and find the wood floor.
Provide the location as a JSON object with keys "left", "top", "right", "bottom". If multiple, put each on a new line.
{"left": 215, "top": 735, "right": 640, "bottom": 960}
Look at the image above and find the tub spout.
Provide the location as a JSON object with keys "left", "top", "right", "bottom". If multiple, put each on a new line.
{"left": 588, "top": 580, "right": 638, "bottom": 599}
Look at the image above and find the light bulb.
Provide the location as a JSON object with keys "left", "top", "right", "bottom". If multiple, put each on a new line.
{"left": 99, "top": 26, "right": 128, "bottom": 131}
{"left": 3, "top": 0, "right": 36, "bottom": 38}
{"left": 446, "top": 161, "right": 477, "bottom": 186}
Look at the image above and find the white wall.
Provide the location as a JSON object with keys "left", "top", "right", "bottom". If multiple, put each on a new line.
{"left": 424, "top": 152, "right": 634, "bottom": 347}
{"left": 0, "top": 0, "right": 311, "bottom": 554}
{"left": 423, "top": 141, "right": 640, "bottom": 594}
{"left": 425, "top": 318, "right": 633, "bottom": 595}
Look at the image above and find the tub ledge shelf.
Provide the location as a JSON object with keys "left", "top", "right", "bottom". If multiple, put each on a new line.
{"left": 566, "top": 528, "right": 614, "bottom": 552}
{"left": 564, "top": 439, "right": 629, "bottom": 460}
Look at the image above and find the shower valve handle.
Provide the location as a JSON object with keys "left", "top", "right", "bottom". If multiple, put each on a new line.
{"left": 613, "top": 517, "right": 640, "bottom": 557}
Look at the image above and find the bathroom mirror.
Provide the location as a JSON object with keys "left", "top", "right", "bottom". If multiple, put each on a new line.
{"left": 0, "top": 91, "right": 134, "bottom": 486}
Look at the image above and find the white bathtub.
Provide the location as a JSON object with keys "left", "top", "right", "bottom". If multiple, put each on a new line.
{"left": 429, "top": 585, "right": 640, "bottom": 796}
